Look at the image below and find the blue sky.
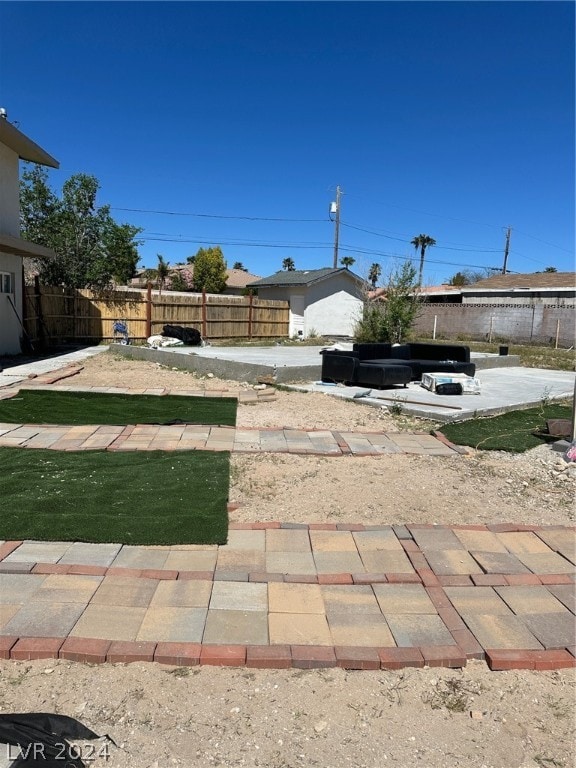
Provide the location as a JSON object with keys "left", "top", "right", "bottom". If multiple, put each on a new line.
{"left": 1, "top": 1, "right": 574, "bottom": 284}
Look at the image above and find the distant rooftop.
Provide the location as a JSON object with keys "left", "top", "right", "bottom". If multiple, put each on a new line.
{"left": 463, "top": 272, "right": 575, "bottom": 291}
{"left": 249, "top": 267, "right": 364, "bottom": 287}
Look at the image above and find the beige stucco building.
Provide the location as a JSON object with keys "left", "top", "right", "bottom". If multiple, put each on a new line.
{"left": 0, "top": 116, "right": 59, "bottom": 355}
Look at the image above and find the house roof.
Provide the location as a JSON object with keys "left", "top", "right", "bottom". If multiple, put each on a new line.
{"left": 0, "top": 118, "right": 59, "bottom": 168}
{"left": 223, "top": 268, "right": 261, "bottom": 287}
{"left": 130, "top": 266, "right": 261, "bottom": 289}
{"left": 462, "top": 272, "right": 576, "bottom": 291}
{"left": 0, "top": 233, "right": 56, "bottom": 260}
{"left": 249, "top": 267, "right": 364, "bottom": 288}
{"left": 369, "top": 284, "right": 462, "bottom": 301}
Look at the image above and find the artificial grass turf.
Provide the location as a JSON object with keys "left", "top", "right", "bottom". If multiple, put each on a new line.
{"left": 0, "top": 389, "right": 237, "bottom": 426}
{"left": 440, "top": 403, "right": 572, "bottom": 453}
{"left": 0, "top": 448, "right": 229, "bottom": 545}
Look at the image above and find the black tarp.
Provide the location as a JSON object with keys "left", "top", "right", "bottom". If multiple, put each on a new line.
{"left": 162, "top": 325, "right": 202, "bottom": 346}
{"left": 0, "top": 714, "right": 110, "bottom": 767}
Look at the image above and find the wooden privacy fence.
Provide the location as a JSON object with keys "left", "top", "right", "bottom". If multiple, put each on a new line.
{"left": 23, "top": 283, "right": 290, "bottom": 346}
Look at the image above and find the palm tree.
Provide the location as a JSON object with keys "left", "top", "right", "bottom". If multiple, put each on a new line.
{"left": 411, "top": 234, "right": 436, "bottom": 284}
{"left": 368, "top": 262, "right": 381, "bottom": 287}
{"left": 156, "top": 254, "right": 170, "bottom": 295}
{"left": 282, "top": 258, "right": 295, "bottom": 271}
{"left": 340, "top": 256, "right": 355, "bottom": 269}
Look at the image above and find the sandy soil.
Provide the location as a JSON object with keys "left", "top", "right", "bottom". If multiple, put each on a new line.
{"left": 3, "top": 350, "right": 573, "bottom": 768}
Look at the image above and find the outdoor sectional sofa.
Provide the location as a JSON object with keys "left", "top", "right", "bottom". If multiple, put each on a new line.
{"left": 320, "top": 342, "right": 476, "bottom": 389}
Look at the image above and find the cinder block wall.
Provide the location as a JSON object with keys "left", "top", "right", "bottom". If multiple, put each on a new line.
{"left": 414, "top": 304, "right": 575, "bottom": 347}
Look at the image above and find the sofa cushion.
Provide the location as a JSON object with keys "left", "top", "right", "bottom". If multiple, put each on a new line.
{"left": 356, "top": 363, "right": 411, "bottom": 387}
{"left": 407, "top": 343, "right": 470, "bottom": 363}
{"left": 360, "top": 358, "right": 413, "bottom": 368}
{"left": 320, "top": 353, "right": 359, "bottom": 383}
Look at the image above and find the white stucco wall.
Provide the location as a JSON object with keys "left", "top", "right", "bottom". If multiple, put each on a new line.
{"left": 256, "top": 273, "right": 364, "bottom": 337}
{"left": 304, "top": 273, "right": 363, "bottom": 336}
{"left": 0, "top": 252, "right": 22, "bottom": 355}
{"left": 0, "top": 142, "right": 24, "bottom": 354}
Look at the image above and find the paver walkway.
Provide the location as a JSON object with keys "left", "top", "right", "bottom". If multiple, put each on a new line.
{"left": 0, "top": 421, "right": 458, "bottom": 456}
{"left": 0, "top": 524, "right": 574, "bottom": 671}
{"left": 0, "top": 382, "right": 460, "bottom": 456}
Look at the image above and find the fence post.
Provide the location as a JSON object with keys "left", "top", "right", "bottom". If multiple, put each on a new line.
{"left": 202, "top": 290, "right": 207, "bottom": 338}
{"left": 33, "top": 276, "right": 45, "bottom": 349}
{"left": 555, "top": 319, "right": 560, "bottom": 349}
{"left": 146, "top": 282, "right": 152, "bottom": 338}
{"left": 248, "top": 293, "right": 253, "bottom": 339}
{"left": 432, "top": 314, "right": 437, "bottom": 340}
{"left": 488, "top": 315, "right": 494, "bottom": 343}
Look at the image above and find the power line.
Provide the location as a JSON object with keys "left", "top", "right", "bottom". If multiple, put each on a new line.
{"left": 512, "top": 228, "right": 574, "bottom": 255}
{"left": 344, "top": 191, "right": 504, "bottom": 230}
{"left": 140, "top": 232, "right": 506, "bottom": 271}
{"left": 112, "top": 206, "right": 326, "bottom": 223}
{"left": 341, "top": 221, "right": 502, "bottom": 253}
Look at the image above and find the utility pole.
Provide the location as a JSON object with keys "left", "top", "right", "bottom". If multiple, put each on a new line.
{"left": 331, "top": 185, "right": 341, "bottom": 269}
{"left": 502, "top": 226, "right": 512, "bottom": 274}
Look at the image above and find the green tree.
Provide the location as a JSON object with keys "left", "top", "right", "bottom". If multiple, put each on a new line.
{"left": 355, "top": 261, "right": 420, "bottom": 343}
{"left": 340, "top": 256, "right": 355, "bottom": 269}
{"left": 368, "top": 262, "right": 381, "bottom": 288}
{"left": 543, "top": 266, "right": 558, "bottom": 273}
{"left": 411, "top": 234, "right": 436, "bottom": 285}
{"left": 446, "top": 271, "right": 470, "bottom": 286}
{"left": 282, "top": 257, "right": 295, "bottom": 271}
{"left": 446, "top": 269, "right": 491, "bottom": 286}
{"left": 156, "top": 254, "right": 170, "bottom": 294}
{"left": 192, "top": 246, "right": 228, "bottom": 293}
{"left": 233, "top": 261, "right": 247, "bottom": 271}
{"left": 169, "top": 270, "right": 192, "bottom": 292}
{"left": 101, "top": 222, "right": 141, "bottom": 285}
{"left": 20, "top": 166, "right": 141, "bottom": 289}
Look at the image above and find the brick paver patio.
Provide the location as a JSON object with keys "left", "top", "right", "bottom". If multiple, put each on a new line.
{"left": 0, "top": 523, "right": 573, "bottom": 670}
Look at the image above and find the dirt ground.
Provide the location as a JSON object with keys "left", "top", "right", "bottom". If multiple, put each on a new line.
{"left": 2, "top": 351, "right": 573, "bottom": 768}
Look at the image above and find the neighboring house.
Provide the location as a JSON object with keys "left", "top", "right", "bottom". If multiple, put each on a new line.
{"left": 222, "top": 268, "right": 261, "bottom": 295}
{"left": 417, "top": 285, "right": 464, "bottom": 303}
{"left": 248, "top": 267, "right": 365, "bottom": 337}
{"left": 0, "top": 115, "right": 59, "bottom": 355}
{"left": 369, "top": 284, "right": 463, "bottom": 303}
{"left": 128, "top": 266, "right": 260, "bottom": 295}
{"left": 459, "top": 272, "right": 575, "bottom": 306}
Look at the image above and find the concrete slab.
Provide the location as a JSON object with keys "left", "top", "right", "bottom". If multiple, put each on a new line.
{"left": 0, "top": 347, "right": 108, "bottom": 386}
{"left": 295, "top": 367, "right": 575, "bottom": 423}
{"left": 3, "top": 344, "right": 571, "bottom": 426}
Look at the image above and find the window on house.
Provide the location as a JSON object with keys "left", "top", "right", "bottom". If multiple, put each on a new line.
{"left": 0, "top": 272, "right": 14, "bottom": 294}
